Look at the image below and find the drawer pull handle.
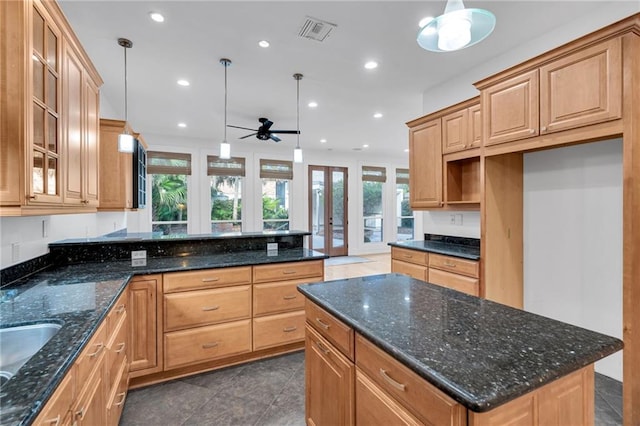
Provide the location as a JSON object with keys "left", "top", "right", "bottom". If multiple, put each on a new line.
{"left": 315, "top": 318, "right": 330, "bottom": 330}
{"left": 202, "top": 342, "right": 219, "bottom": 349}
{"left": 87, "top": 343, "right": 104, "bottom": 357}
{"left": 283, "top": 294, "right": 297, "bottom": 300}
{"left": 115, "top": 342, "right": 126, "bottom": 353}
{"left": 283, "top": 270, "right": 297, "bottom": 275}
{"left": 402, "top": 254, "right": 413, "bottom": 259}
{"left": 44, "top": 415, "right": 60, "bottom": 425}
{"left": 115, "top": 392, "right": 127, "bottom": 406}
{"left": 443, "top": 261, "right": 457, "bottom": 267}
{"left": 76, "top": 407, "right": 85, "bottom": 419}
{"left": 283, "top": 326, "right": 297, "bottom": 333}
{"left": 202, "top": 305, "right": 220, "bottom": 311}
{"left": 201, "top": 277, "right": 220, "bottom": 282}
{"left": 115, "top": 304, "right": 126, "bottom": 314}
{"left": 380, "top": 369, "right": 406, "bottom": 392}
{"left": 315, "top": 341, "right": 330, "bottom": 355}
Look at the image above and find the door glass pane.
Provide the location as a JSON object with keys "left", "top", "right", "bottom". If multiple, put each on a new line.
{"left": 33, "top": 59, "right": 44, "bottom": 102}
{"left": 32, "top": 9, "right": 44, "bottom": 56}
{"left": 397, "top": 183, "right": 414, "bottom": 240}
{"left": 47, "top": 113, "right": 57, "bottom": 152}
{"left": 311, "top": 170, "right": 325, "bottom": 252}
{"left": 47, "top": 157, "right": 57, "bottom": 195}
{"left": 363, "top": 181, "right": 383, "bottom": 243}
{"left": 46, "top": 71, "right": 57, "bottom": 110}
{"left": 331, "top": 170, "right": 345, "bottom": 250}
{"left": 33, "top": 151, "right": 44, "bottom": 194}
{"left": 33, "top": 104, "right": 45, "bottom": 147}
{"left": 46, "top": 28, "right": 57, "bottom": 70}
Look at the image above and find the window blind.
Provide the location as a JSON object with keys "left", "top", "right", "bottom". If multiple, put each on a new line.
{"left": 362, "top": 166, "right": 386, "bottom": 183}
{"left": 260, "top": 159, "right": 293, "bottom": 180}
{"left": 147, "top": 151, "right": 191, "bottom": 175}
{"left": 396, "top": 168, "right": 409, "bottom": 185}
{"left": 207, "top": 156, "right": 246, "bottom": 177}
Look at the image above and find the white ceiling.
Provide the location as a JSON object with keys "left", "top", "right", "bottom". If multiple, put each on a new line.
{"left": 58, "top": 1, "right": 636, "bottom": 158}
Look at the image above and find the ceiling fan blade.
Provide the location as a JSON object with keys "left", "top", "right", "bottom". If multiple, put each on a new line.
{"left": 269, "top": 134, "right": 282, "bottom": 142}
{"left": 239, "top": 133, "right": 257, "bottom": 139}
{"left": 227, "top": 125, "right": 258, "bottom": 131}
{"left": 262, "top": 120, "right": 274, "bottom": 131}
{"left": 270, "top": 130, "right": 300, "bottom": 134}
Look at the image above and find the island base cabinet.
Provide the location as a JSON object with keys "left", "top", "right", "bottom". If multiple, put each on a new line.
{"left": 355, "top": 370, "right": 420, "bottom": 426}
{"left": 305, "top": 325, "right": 354, "bottom": 426}
{"left": 128, "top": 274, "right": 162, "bottom": 377}
{"left": 469, "top": 365, "right": 594, "bottom": 426}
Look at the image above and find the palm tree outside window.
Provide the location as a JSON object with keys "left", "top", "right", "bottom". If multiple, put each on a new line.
{"left": 148, "top": 151, "right": 191, "bottom": 235}
{"left": 208, "top": 155, "right": 244, "bottom": 233}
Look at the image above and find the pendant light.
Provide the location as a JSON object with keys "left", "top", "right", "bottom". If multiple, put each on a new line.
{"left": 417, "top": 0, "right": 495, "bottom": 53}
{"left": 293, "top": 73, "right": 303, "bottom": 163}
{"left": 219, "top": 58, "right": 232, "bottom": 159}
{"left": 117, "top": 38, "right": 135, "bottom": 153}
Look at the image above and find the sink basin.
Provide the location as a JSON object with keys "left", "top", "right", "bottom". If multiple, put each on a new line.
{"left": 0, "top": 323, "right": 61, "bottom": 383}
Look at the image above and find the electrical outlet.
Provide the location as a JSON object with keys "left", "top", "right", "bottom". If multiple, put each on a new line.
{"left": 450, "top": 214, "right": 456, "bottom": 225}
{"left": 455, "top": 214, "right": 463, "bottom": 225}
{"left": 42, "top": 219, "right": 49, "bottom": 238}
{"left": 131, "top": 250, "right": 147, "bottom": 260}
{"left": 131, "top": 258, "right": 147, "bottom": 267}
{"left": 11, "top": 243, "right": 20, "bottom": 263}
{"left": 267, "top": 243, "right": 278, "bottom": 251}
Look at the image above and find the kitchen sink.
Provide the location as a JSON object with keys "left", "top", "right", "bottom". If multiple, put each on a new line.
{"left": 0, "top": 323, "right": 62, "bottom": 384}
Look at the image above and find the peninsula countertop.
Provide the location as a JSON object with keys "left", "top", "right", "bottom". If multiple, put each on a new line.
{"left": 297, "top": 273, "right": 622, "bottom": 412}
{"left": 388, "top": 240, "right": 480, "bottom": 260}
{"left": 0, "top": 247, "right": 325, "bottom": 426}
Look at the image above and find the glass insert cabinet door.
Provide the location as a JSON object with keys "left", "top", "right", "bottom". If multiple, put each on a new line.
{"left": 309, "top": 166, "right": 348, "bottom": 257}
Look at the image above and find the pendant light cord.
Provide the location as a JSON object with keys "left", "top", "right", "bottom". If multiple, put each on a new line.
{"left": 224, "top": 62, "right": 228, "bottom": 142}
{"left": 124, "top": 46, "right": 128, "bottom": 124}
{"left": 296, "top": 76, "right": 300, "bottom": 149}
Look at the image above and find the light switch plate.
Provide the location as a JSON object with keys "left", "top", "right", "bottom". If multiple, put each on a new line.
{"left": 131, "top": 258, "right": 147, "bottom": 267}
{"left": 267, "top": 243, "right": 278, "bottom": 251}
{"left": 131, "top": 250, "right": 147, "bottom": 260}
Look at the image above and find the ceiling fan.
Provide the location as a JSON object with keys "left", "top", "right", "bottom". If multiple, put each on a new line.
{"left": 227, "top": 117, "right": 299, "bottom": 143}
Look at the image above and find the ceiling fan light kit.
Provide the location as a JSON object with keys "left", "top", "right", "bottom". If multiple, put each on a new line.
{"left": 220, "top": 58, "right": 232, "bottom": 159}
{"left": 417, "top": 0, "right": 495, "bottom": 52}
{"left": 117, "top": 38, "right": 135, "bottom": 153}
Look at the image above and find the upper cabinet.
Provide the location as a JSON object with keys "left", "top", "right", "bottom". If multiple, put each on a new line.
{"left": 407, "top": 118, "right": 442, "bottom": 209}
{"left": 0, "top": 0, "right": 103, "bottom": 216}
{"left": 480, "top": 38, "right": 622, "bottom": 148}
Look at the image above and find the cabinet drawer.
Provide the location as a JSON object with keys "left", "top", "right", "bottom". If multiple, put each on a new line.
{"left": 76, "top": 320, "right": 107, "bottom": 386}
{"left": 391, "top": 260, "right": 428, "bottom": 282}
{"left": 429, "top": 253, "right": 479, "bottom": 278}
{"left": 164, "top": 319, "right": 252, "bottom": 369}
{"left": 428, "top": 268, "right": 479, "bottom": 297}
{"left": 253, "top": 310, "right": 305, "bottom": 350}
{"left": 107, "top": 290, "right": 127, "bottom": 336}
{"left": 253, "top": 260, "right": 324, "bottom": 284}
{"left": 253, "top": 279, "right": 307, "bottom": 316}
{"left": 391, "top": 247, "right": 428, "bottom": 266}
{"left": 356, "top": 369, "right": 420, "bottom": 426}
{"left": 356, "top": 334, "right": 465, "bottom": 426}
{"left": 306, "top": 300, "right": 354, "bottom": 361}
{"left": 106, "top": 311, "right": 128, "bottom": 383}
{"left": 164, "top": 285, "right": 251, "bottom": 331}
{"left": 106, "top": 356, "right": 129, "bottom": 426}
{"left": 163, "top": 266, "right": 252, "bottom": 293}
{"left": 33, "top": 367, "right": 75, "bottom": 426}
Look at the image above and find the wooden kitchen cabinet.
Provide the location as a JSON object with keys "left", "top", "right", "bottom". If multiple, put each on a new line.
{"left": 0, "top": 0, "right": 102, "bottom": 215}
{"left": 33, "top": 368, "right": 75, "bottom": 426}
{"left": 407, "top": 118, "right": 442, "bottom": 209}
{"left": 355, "top": 370, "right": 420, "bottom": 426}
{"left": 128, "top": 275, "right": 163, "bottom": 377}
{"left": 390, "top": 247, "right": 428, "bottom": 282}
{"left": 72, "top": 353, "right": 106, "bottom": 426}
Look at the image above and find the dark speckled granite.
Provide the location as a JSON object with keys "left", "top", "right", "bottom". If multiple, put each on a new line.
{"left": 0, "top": 245, "right": 325, "bottom": 426}
{"left": 389, "top": 239, "right": 480, "bottom": 260}
{"left": 297, "top": 274, "right": 622, "bottom": 413}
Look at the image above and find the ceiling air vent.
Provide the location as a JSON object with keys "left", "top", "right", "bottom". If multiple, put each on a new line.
{"left": 298, "top": 16, "right": 337, "bottom": 42}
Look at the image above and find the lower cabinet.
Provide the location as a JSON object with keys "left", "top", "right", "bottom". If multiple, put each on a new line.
{"left": 390, "top": 247, "right": 428, "bottom": 281}
{"left": 355, "top": 370, "right": 420, "bottom": 426}
{"left": 128, "top": 274, "right": 162, "bottom": 377}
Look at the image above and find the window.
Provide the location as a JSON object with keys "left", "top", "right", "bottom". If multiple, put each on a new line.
{"left": 148, "top": 151, "right": 191, "bottom": 235}
{"left": 261, "top": 159, "right": 292, "bottom": 231}
{"left": 396, "top": 168, "right": 414, "bottom": 240}
{"left": 208, "top": 156, "right": 244, "bottom": 233}
{"left": 362, "top": 166, "right": 386, "bottom": 243}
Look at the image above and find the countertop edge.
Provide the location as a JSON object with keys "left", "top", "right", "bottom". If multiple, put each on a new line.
{"left": 388, "top": 241, "right": 480, "bottom": 261}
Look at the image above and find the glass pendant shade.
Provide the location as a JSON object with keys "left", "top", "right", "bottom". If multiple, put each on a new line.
{"left": 294, "top": 147, "right": 303, "bottom": 163}
{"left": 417, "top": 0, "right": 495, "bottom": 52}
{"left": 220, "top": 141, "right": 231, "bottom": 159}
{"left": 118, "top": 133, "right": 134, "bottom": 153}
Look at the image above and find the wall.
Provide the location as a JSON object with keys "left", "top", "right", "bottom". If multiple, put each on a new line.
{"left": 523, "top": 140, "right": 623, "bottom": 381}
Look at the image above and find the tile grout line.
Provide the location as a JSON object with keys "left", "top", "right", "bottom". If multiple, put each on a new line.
{"left": 253, "top": 358, "right": 305, "bottom": 426}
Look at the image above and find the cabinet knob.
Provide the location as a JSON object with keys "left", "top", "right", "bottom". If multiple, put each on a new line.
{"left": 541, "top": 126, "right": 547, "bottom": 132}
{"left": 529, "top": 129, "right": 535, "bottom": 134}
{"left": 28, "top": 194, "right": 37, "bottom": 200}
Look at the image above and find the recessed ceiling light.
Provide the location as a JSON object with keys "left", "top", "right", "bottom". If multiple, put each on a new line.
{"left": 363, "top": 144, "right": 369, "bottom": 148}
{"left": 320, "top": 139, "right": 327, "bottom": 143}
{"left": 308, "top": 101, "right": 318, "bottom": 108}
{"left": 418, "top": 16, "right": 434, "bottom": 28}
{"left": 364, "top": 61, "right": 378, "bottom": 70}
{"left": 258, "top": 40, "right": 270, "bottom": 48}
{"left": 149, "top": 12, "right": 165, "bottom": 23}
{"left": 178, "top": 122, "right": 187, "bottom": 128}
{"left": 373, "top": 112, "right": 383, "bottom": 118}
{"left": 177, "top": 79, "right": 190, "bottom": 87}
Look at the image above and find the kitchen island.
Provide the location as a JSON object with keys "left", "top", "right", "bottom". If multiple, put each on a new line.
{"left": 298, "top": 273, "right": 622, "bottom": 425}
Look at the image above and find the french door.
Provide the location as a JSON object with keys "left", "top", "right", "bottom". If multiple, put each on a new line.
{"left": 309, "top": 166, "right": 348, "bottom": 256}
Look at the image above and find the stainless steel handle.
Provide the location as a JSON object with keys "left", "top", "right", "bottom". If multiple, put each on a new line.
{"left": 43, "top": 415, "right": 60, "bottom": 425}
{"left": 115, "top": 342, "right": 126, "bottom": 353}
{"left": 315, "top": 341, "right": 330, "bottom": 355}
{"left": 115, "top": 304, "right": 125, "bottom": 314}
{"left": 541, "top": 126, "right": 547, "bottom": 132}
{"left": 402, "top": 254, "right": 413, "bottom": 259}
{"left": 380, "top": 368, "right": 406, "bottom": 392}
{"left": 201, "top": 277, "right": 220, "bottom": 283}
{"left": 443, "top": 261, "right": 457, "bottom": 268}
{"left": 283, "top": 270, "right": 297, "bottom": 275}
{"left": 529, "top": 129, "right": 535, "bottom": 134}
{"left": 283, "top": 295, "right": 297, "bottom": 300}
{"left": 87, "top": 343, "right": 104, "bottom": 357}
{"left": 283, "top": 326, "right": 297, "bottom": 333}
{"left": 315, "top": 318, "right": 330, "bottom": 330}
{"left": 202, "top": 342, "right": 219, "bottom": 349}
{"left": 114, "top": 392, "right": 127, "bottom": 406}
{"left": 75, "top": 407, "right": 85, "bottom": 419}
{"left": 201, "top": 305, "right": 220, "bottom": 311}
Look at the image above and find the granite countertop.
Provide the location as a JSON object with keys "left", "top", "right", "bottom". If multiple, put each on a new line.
{"left": 0, "top": 248, "right": 325, "bottom": 426}
{"left": 297, "top": 273, "right": 622, "bottom": 412}
{"left": 389, "top": 240, "right": 480, "bottom": 260}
